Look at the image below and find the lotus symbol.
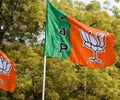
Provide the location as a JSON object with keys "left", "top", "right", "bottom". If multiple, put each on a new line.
{"left": 80, "top": 29, "right": 107, "bottom": 64}
{"left": 0, "top": 56, "right": 12, "bottom": 75}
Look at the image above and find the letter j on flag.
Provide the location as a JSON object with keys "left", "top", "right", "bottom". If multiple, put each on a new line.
{"left": 44, "top": 0, "right": 116, "bottom": 69}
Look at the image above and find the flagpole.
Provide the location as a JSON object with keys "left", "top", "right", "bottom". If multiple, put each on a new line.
{"left": 84, "top": 67, "right": 87, "bottom": 100}
{"left": 42, "top": 56, "right": 47, "bottom": 100}
{"left": 42, "top": 0, "right": 48, "bottom": 99}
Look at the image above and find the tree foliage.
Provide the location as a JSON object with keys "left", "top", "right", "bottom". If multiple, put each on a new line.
{"left": 0, "top": 0, "right": 120, "bottom": 100}
{"left": 0, "top": 0, "right": 46, "bottom": 47}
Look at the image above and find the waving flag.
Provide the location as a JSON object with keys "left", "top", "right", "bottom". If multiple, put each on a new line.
{"left": 44, "top": 1, "right": 116, "bottom": 69}
{"left": 0, "top": 51, "right": 16, "bottom": 92}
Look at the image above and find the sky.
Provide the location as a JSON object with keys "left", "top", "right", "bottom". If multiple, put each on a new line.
{"left": 78, "top": 0, "right": 120, "bottom": 15}
{"left": 78, "top": 0, "right": 120, "bottom": 9}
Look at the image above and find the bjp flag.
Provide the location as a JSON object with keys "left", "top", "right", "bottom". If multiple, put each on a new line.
{"left": 0, "top": 51, "right": 16, "bottom": 92}
{"left": 44, "top": 0, "right": 116, "bottom": 69}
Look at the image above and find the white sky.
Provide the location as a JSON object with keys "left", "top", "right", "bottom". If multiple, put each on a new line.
{"left": 77, "top": 0, "right": 120, "bottom": 15}
{"left": 78, "top": 0, "right": 120, "bottom": 9}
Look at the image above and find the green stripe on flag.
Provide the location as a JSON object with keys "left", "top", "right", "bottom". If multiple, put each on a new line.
{"left": 45, "top": 1, "right": 71, "bottom": 59}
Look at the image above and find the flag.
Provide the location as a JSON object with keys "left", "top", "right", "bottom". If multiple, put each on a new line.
{"left": 0, "top": 51, "right": 16, "bottom": 92}
{"left": 44, "top": 1, "right": 116, "bottom": 69}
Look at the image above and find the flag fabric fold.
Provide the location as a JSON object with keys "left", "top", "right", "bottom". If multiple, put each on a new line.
{"left": 0, "top": 51, "right": 16, "bottom": 92}
{"left": 44, "top": 1, "right": 116, "bottom": 69}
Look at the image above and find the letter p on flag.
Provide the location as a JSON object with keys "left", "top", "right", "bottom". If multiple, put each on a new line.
{"left": 58, "top": 43, "right": 68, "bottom": 53}
{"left": 0, "top": 51, "right": 16, "bottom": 92}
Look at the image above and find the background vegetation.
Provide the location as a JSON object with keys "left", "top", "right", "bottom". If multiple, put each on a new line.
{"left": 0, "top": 0, "right": 120, "bottom": 100}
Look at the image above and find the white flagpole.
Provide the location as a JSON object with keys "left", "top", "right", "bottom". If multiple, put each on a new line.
{"left": 42, "top": 56, "right": 47, "bottom": 100}
{"left": 84, "top": 67, "right": 87, "bottom": 100}
{"left": 42, "top": 0, "right": 48, "bottom": 99}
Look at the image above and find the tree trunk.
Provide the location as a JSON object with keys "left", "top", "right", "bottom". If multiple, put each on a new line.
{"left": 0, "top": 30, "right": 4, "bottom": 50}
